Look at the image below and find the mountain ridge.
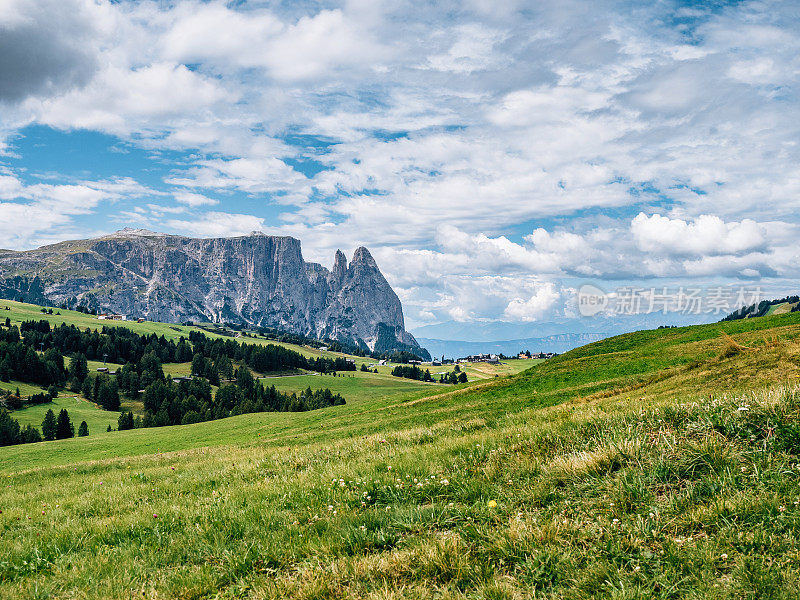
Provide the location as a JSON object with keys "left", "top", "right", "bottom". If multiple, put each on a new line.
{"left": 0, "top": 229, "right": 429, "bottom": 358}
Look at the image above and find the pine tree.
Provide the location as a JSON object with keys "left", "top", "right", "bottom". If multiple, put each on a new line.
{"left": 56, "top": 409, "right": 74, "bottom": 439}
{"left": 77, "top": 421, "right": 89, "bottom": 437}
{"left": 20, "top": 424, "right": 41, "bottom": 443}
{"left": 42, "top": 408, "right": 57, "bottom": 441}
{"left": 0, "top": 409, "right": 21, "bottom": 446}
{"left": 81, "top": 376, "right": 93, "bottom": 401}
{"left": 117, "top": 411, "right": 134, "bottom": 431}
{"left": 69, "top": 353, "right": 89, "bottom": 382}
{"left": 97, "top": 379, "right": 120, "bottom": 411}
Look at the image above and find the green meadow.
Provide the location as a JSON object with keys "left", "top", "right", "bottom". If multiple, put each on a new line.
{"left": 3, "top": 305, "right": 800, "bottom": 597}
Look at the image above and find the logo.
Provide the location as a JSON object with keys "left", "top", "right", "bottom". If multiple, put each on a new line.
{"left": 577, "top": 284, "right": 608, "bottom": 317}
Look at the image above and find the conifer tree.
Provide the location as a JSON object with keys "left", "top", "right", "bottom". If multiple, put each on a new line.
{"left": 56, "top": 409, "right": 74, "bottom": 439}
{"left": 77, "top": 421, "right": 89, "bottom": 437}
{"left": 69, "top": 353, "right": 89, "bottom": 382}
{"left": 42, "top": 408, "right": 57, "bottom": 441}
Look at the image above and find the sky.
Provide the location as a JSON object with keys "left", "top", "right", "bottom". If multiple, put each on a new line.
{"left": 0, "top": 0, "right": 798, "bottom": 339}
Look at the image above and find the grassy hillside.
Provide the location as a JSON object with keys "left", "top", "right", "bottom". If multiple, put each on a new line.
{"left": 1, "top": 298, "right": 530, "bottom": 444}
{"left": 3, "top": 311, "right": 800, "bottom": 597}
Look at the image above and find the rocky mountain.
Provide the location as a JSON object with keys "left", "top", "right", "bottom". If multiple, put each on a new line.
{"left": 0, "top": 228, "right": 428, "bottom": 358}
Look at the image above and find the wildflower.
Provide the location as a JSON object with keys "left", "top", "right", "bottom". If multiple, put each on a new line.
{"left": 441, "top": 479, "right": 449, "bottom": 485}
{"left": 387, "top": 466, "right": 392, "bottom": 471}
{"left": 153, "top": 514, "right": 158, "bottom": 518}
{"left": 720, "top": 553, "right": 728, "bottom": 560}
{"left": 779, "top": 505, "right": 786, "bottom": 512}
{"left": 327, "top": 505, "right": 334, "bottom": 511}
{"left": 488, "top": 500, "right": 497, "bottom": 508}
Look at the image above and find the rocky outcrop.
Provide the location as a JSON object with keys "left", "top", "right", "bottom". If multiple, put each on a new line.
{"left": 0, "top": 229, "right": 427, "bottom": 357}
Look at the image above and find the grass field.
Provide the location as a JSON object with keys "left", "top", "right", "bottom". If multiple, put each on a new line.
{"left": 0, "top": 299, "right": 441, "bottom": 433}
{"left": 3, "top": 309, "right": 800, "bottom": 597}
{"left": 9, "top": 393, "right": 118, "bottom": 435}
{"left": 265, "top": 370, "right": 441, "bottom": 403}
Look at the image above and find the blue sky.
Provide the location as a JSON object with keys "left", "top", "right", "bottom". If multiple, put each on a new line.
{"left": 0, "top": 0, "right": 798, "bottom": 337}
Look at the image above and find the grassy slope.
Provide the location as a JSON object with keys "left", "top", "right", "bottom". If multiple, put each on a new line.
{"left": 1, "top": 299, "right": 527, "bottom": 441}
{"left": 3, "top": 312, "right": 800, "bottom": 597}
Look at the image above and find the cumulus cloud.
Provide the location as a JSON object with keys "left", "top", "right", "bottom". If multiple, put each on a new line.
{"left": 504, "top": 283, "right": 560, "bottom": 322}
{"left": 162, "top": 4, "right": 387, "bottom": 82}
{"left": 1, "top": 0, "right": 799, "bottom": 331}
{"left": 631, "top": 213, "right": 767, "bottom": 256}
{"left": 0, "top": 0, "right": 97, "bottom": 102}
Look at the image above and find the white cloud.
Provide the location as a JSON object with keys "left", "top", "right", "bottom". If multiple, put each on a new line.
{"left": 423, "top": 24, "right": 507, "bottom": 74}
{"left": 162, "top": 3, "right": 388, "bottom": 82}
{"left": 166, "top": 157, "right": 306, "bottom": 195}
{"left": 0, "top": 170, "right": 160, "bottom": 249}
{"left": 504, "top": 283, "right": 560, "bottom": 322}
{"left": 631, "top": 213, "right": 767, "bottom": 256}
{"left": 33, "top": 63, "right": 234, "bottom": 135}
{"left": 1, "top": 0, "right": 799, "bottom": 333}
{"left": 173, "top": 191, "right": 218, "bottom": 207}
{"left": 166, "top": 211, "right": 265, "bottom": 238}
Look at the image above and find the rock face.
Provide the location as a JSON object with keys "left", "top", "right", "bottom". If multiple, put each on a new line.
{"left": 0, "top": 229, "right": 428, "bottom": 357}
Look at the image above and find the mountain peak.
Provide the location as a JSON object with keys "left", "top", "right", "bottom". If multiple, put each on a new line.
{"left": 352, "top": 246, "right": 377, "bottom": 268}
{"left": 0, "top": 232, "right": 426, "bottom": 357}
{"left": 333, "top": 249, "right": 348, "bottom": 279}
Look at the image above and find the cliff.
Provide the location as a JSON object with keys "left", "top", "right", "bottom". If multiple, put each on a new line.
{"left": 0, "top": 229, "right": 427, "bottom": 357}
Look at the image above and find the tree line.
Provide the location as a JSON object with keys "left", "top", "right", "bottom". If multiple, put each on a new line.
{"left": 390, "top": 364, "right": 467, "bottom": 384}
{"left": 1, "top": 318, "right": 350, "bottom": 446}
{"left": 0, "top": 407, "right": 88, "bottom": 447}
{"left": 130, "top": 366, "right": 344, "bottom": 428}
{"left": 188, "top": 330, "right": 357, "bottom": 376}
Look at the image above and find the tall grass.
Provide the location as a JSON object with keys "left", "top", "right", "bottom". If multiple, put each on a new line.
{"left": 2, "top": 385, "right": 800, "bottom": 598}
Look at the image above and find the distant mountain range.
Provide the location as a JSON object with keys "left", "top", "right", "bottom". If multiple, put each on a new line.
{"left": 411, "top": 311, "right": 715, "bottom": 358}
{"left": 416, "top": 333, "right": 606, "bottom": 359}
{"left": 0, "top": 228, "right": 428, "bottom": 359}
